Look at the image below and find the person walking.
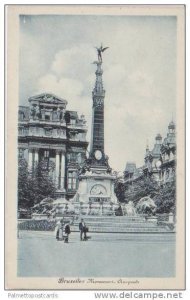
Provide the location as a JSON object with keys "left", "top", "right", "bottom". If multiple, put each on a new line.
{"left": 79, "top": 218, "right": 88, "bottom": 241}
{"left": 64, "top": 221, "right": 71, "bottom": 243}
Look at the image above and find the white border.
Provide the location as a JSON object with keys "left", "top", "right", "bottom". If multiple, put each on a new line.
{"left": 1, "top": 0, "right": 189, "bottom": 299}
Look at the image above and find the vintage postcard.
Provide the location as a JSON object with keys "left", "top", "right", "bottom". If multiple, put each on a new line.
{"left": 5, "top": 5, "right": 185, "bottom": 290}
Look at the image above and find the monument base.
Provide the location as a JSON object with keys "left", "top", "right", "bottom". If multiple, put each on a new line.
{"left": 72, "top": 166, "right": 119, "bottom": 216}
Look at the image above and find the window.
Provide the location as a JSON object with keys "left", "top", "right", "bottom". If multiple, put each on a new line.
{"left": 45, "top": 128, "right": 52, "bottom": 136}
{"left": 19, "top": 111, "right": 25, "bottom": 121}
{"left": 18, "top": 127, "right": 23, "bottom": 135}
{"left": 67, "top": 153, "right": 77, "bottom": 163}
{"left": 44, "top": 150, "right": 49, "bottom": 158}
{"left": 68, "top": 170, "right": 77, "bottom": 190}
{"left": 45, "top": 112, "right": 51, "bottom": 121}
{"left": 18, "top": 148, "right": 24, "bottom": 159}
{"left": 70, "top": 119, "right": 76, "bottom": 125}
{"left": 24, "top": 128, "right": 29, "bottom": 135}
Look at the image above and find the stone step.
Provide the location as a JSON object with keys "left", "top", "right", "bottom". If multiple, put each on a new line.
{"left": 71, "top": 215, "right": 173, "bottom": 233}
{"left": 70, "top": 225, "right": 169, "bottom": 233}
{"left": 75, "top": 217, "right": 150, "bottom": 223}
{"left": 85, "top": 232, "right": 176, "bottom": 242}
{"left": 77, "top": 215, "right": 146, "bottom": 220}
{"left": 75, "top": 219, "right": 149, "bottom": 224}
{"left": 73, "top": 221, "right": 158, "bottom": 228}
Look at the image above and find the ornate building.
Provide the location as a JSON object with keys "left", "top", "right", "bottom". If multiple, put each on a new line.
{"left": 143, "top": 133, "right": 163, "bottom": 183}
{"left": 123, "top": 121, "right": 176, "bottom": 187}
{"left": 123, "top": 162, "right": 143, "bottom": 196}
{"left": 124, "top": 163, "right": 143, "bottom": 183}
{"left": 144, "top": 122, "right": 176, "bottom": 185}
{"left": 18, "top": 93, "right": 88, "bottom": 199}
{"left": 160, "top": 121, "right": 176, "bottom": 184}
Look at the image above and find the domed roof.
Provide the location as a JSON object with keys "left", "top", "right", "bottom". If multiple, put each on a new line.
{"left": 155, "top": 133, "right": 162, "bottom": 140}
{"left": 168, "top": 120, "right": 175, "bottom": 130}
{"left": 151, "top": 144, "right": 161, "bottom": 156}
{"left": 125, "top": 162, "right": 136, "bottom": 173}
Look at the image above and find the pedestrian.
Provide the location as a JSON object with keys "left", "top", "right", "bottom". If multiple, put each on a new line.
{"left": 55, "top": 219, "right": 64, "bottom": 241}
{"left": 64, "top": 221, "right": 71, "bottom": 243}
{"left": 79, "top": 218, "right": 88, "bottom": 241}
{"left": 55, "top": 220, "right": 61, "bottom": 240}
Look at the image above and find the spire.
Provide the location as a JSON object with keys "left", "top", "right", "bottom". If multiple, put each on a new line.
{"left": 92, "top": 44, "right": 108, "bottom": 99}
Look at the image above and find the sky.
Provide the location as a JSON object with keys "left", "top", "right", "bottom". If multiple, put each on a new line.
{"left": 19, "top": 14, "right": 177, "bottom": 173}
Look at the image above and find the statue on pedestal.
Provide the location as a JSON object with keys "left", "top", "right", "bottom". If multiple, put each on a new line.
{"left": 95, "top": 44, "right": 109, "bottom": 63}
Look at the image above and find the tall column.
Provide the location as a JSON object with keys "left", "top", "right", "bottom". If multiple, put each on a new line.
{"left": 91, "top": 61, "right": 105, "bottom": 154}
{"left": 34, "top": 148, "right": 39, "bottom": 166}
{"left": 55, "top": 150, "right": 60, "bottom": 189}
{"left": 60, "top": 151, "right": 65, "bottom": 190}
{"left": 28, "top": 149, "right": 33, "bottom": 170}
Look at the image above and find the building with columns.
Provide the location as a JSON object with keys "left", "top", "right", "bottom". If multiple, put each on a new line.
{"left": 18, "top": 93, "right": 88, "bottom": 199}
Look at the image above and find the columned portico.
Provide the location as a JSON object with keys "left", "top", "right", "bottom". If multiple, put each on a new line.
{"left": 34, "top": 148, "right": 39, "bottom": 165}
{"left": 55, "top": 150, "right": 61, "bottom": 188}
{"left": 60, "top": 151, "right": 66, "bottom": 190}
{"left": 28, "top": 149, "right": 34, "bottom": 170}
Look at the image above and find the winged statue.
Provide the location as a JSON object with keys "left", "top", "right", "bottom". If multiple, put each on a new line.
{"left": 95, "top": 44, "right": 109, "bottom": 62}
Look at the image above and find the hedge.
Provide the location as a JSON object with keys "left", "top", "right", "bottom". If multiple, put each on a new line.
{"left": 18, "top": 219, "right": 56, "bottom": 231}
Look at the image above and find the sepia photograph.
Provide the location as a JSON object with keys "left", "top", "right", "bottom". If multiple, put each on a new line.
{"left": 5, "top": 4, "right": 185, "bottom": 290}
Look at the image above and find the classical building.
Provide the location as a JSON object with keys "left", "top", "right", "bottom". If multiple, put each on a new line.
{"left": 18, "top": 93, "right": 88, "bottom": 199}
{"left": 72, "top": 48, "right": 118, "bottom": 215}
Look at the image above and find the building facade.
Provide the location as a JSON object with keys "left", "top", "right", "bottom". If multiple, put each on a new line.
{"left": 124, "top": 121, "right": 176, "bottom": 187}
{"left": 124, "top": 162, "right": 143, "bottom": 188}
{"left": 143, "top": 133, "right": 163, "bottom": 183}
{"left": 160, "top": 121, "right": 176, "bottom": 184}
{"left": 18, "top": 93, "right": 88, "bottom": 199}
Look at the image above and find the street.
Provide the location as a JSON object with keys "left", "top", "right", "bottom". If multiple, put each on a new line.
{"left": 17, "top": 230, "right": 175, "bottom": 278}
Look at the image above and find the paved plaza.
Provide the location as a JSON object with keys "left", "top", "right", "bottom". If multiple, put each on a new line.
{"left": 17, "top": 230, "right": 175, "bottom": 278}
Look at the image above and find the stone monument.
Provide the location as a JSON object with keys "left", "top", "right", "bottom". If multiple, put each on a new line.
{"left": 72, "top": 45, "right": 118, "bottom": 215}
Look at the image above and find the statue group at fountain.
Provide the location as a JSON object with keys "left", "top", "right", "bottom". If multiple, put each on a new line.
{"left": 73, "top": 200, "right": 137, "bottom": 216}
{"left": 74, "top": 202, "right": 114, "bottom": 216}
{"left": 121, "top": 201, "right": 137, "bottom": 216}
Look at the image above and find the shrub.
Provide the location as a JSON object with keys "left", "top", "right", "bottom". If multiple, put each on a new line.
{"left": 18, "top": 219, "right": 56, "bottom": 231}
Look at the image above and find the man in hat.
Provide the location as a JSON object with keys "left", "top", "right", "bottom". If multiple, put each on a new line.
{"left": 64, "top": 221, "right": 71, "bottom": 243}
{"left": 79, "top": 218, "right": 88, "bottom": 241}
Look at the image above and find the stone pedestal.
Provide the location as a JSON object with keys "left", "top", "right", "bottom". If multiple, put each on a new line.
{"left": 72, "top": 166, "right": 118, "bottom": 215}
